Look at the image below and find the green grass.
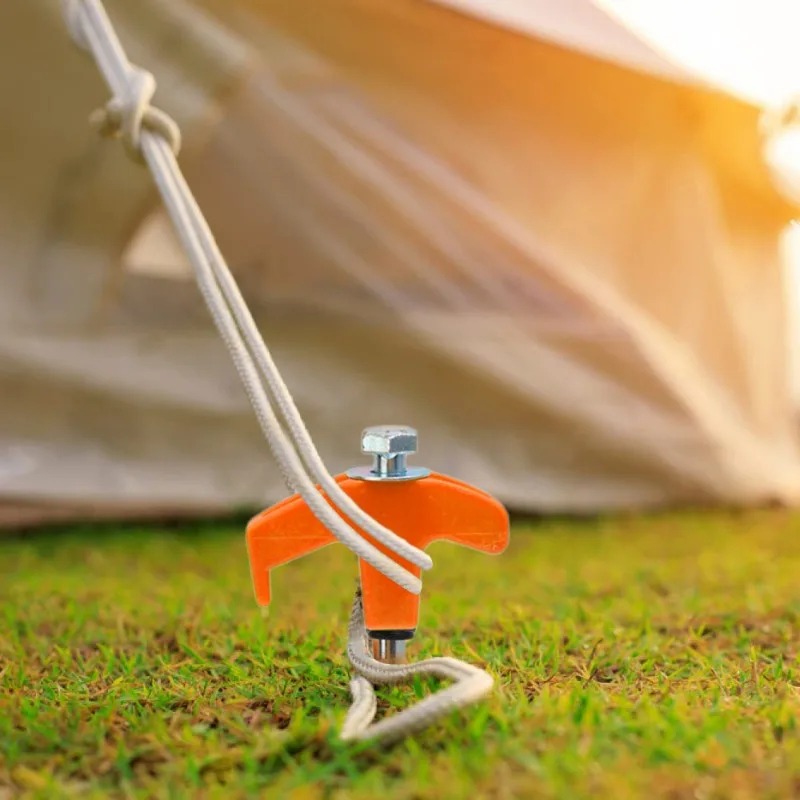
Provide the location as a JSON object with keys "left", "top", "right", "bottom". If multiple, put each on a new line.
{"left": 2, "top": 510, "right": 800, "bottom": 799}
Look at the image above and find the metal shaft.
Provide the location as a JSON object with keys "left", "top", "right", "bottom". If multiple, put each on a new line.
{"left": 370, "top": 637, "right": 407, "bottom": 664}
{"left": 372, "top": 452, "right": 408, "bottom": 478}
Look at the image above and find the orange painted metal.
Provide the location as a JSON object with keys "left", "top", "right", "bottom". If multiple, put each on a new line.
{"left": 246, "top": 472, "right": 509, "bottom": 632}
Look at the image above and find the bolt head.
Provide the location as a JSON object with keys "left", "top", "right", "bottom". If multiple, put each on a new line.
{"left": 361, "top": 425, "right": 418, "bottom": 456}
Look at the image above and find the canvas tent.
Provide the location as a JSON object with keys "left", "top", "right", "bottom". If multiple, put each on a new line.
{"left": 2, "top": 0, "right": 800, "bottom": 527}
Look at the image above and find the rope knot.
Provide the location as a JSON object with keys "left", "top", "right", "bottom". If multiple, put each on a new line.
{"left": 89, "top": 66, "right": 182, "bottom": 164}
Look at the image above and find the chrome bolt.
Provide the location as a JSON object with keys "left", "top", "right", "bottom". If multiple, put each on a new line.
{"left": 346, "top": 425, "right": 431, "bottom": 483}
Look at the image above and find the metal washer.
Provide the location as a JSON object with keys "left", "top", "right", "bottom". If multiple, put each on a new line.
{"left": 346, "top": 465, "right": 431, "bottom": 482}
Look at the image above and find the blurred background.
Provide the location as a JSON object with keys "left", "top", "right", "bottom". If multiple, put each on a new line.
{"left": 4, "top": 0, "right": 800, "bottom": 528}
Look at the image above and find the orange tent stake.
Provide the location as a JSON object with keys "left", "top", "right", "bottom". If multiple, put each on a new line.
{"left": 246, "top": 426, "right": 509, "bottom": 662}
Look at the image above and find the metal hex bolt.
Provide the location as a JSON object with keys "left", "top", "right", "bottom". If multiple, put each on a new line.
{"left": 361, "top": 425, "right": 418, "bottom": 457}
{"left": 361, "top": 425, "right": 417, "bottom": 478}
{"left": 346, "top": 424, "right": 431, "bottom": 483}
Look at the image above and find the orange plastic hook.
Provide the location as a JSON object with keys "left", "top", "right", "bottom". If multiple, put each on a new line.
{"left": 246, "top": 472, "right": 509, "bottom": 634}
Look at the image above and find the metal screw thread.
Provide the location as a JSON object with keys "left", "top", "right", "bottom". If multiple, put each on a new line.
{"left": 372, "top": 453, "right": 408, "bottom": 478}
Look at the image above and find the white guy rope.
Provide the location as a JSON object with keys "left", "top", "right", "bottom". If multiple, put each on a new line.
{"left": 62, "top": 0, "right": 495, "bottom": 744}
{"left": 342, "top": 589, "right": 494, "bottom": 743}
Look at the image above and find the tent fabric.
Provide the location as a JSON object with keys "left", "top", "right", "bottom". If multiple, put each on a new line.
{"left": 2, "top": 0, "right": 800, "bottom": 526}
{"left": 427, "top": 0, "right": 695, "bottom": 87}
